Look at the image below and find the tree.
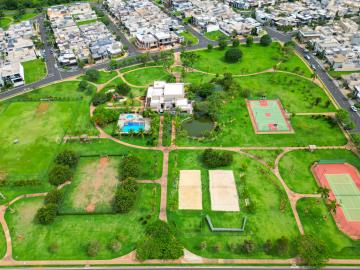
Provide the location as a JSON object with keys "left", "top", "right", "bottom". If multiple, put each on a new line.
{"left": 296, "top": 235, "right": 329, "bottom": 268}
{"left": 87, "top": 241, "right": 101, "bottom": 257}
{"left": 251, "top": 27, "right": 258, "bottom": 36}
{"left": 116, "top": 82, "right": 131, "bottom": 96}
{"left": 263, "top": 240, "right": 272, "bottom": 254}
{"left": 36, "top": 203, "right": 58, "bottom": 225}
{"left": 78, "top": 80, "right": 89, "bottom": 92}
{"left": 318, "top": 187, "right": 330, "bottom": 199}
{"left": 260, "top": 34, "right": 272, "bottom": 46}
{"left": 232, "top": 39, "right": 240, "bottom": 47}
{"left": 55, "top": 150, "right": 79, "bottom": 167}
{"left": 246, "top": 36, "right": 253, "bottom": 47}
{"left": 218, "top": 38, "right": 228, "bottom": 50}
{"left": 85, "top": 69, "right": 100, "bottom": 82}
{"left": 224, "top": 47, "right": 243, "bottom": 63}
{"left": 48, "top": 165, "right": 72, "bottom": 186}
{"left": 108, "top": 59, "right": 118, "bottom": 70}
{"left": 44, "top": 189, "right": 63, "bottom": 205}
{"left": 118, "top": 155, "right": 141, "bottom": 181}
{"left": 327, "top": 199, "right": 338, "bottom": 214}
{"left": 336, "top": 109, "right": 349, "bottom": 123}
{"left": 77, "top": 59, "right": 85, "bottom": 68}
{"left": 202, "top": 149, "right": 233, "bottom": 168}
{"left": 113, "top": 179, "right": 139, "bottom": 213}
{"left": 207, "top": 44, "right": 213, "bottom": 51}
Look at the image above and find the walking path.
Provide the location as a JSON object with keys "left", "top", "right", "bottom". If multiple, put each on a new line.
{"left": 2, "top": 53, "right": 360, "bottom": 267}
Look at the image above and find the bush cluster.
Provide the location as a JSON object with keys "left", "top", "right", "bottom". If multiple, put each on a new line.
{"left": 118, "top": 155, "right": 141, "bottom": 181}
{"left": 136, "top": 220, "right": 183, "bottom": 260}
{"left": 202, "top": 149, "right": 233, "bottom": 168}
{"left": 48, "top": 150, "right": 79, "bottom": 186}
{"left": 0, "top": 179, "right": 41, "bottom": 187}
{"left": 113, "top": 178, "right": 139, "bottom": 213}
{"left": 36, "top": 189, "right": 64, "bottom": 225}
{"left": 91, "top": 92, "right": 113, "bottom": 106}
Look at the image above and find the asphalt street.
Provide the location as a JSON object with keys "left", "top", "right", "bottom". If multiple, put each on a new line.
{"left": 265, "top": 27, "right": 360, "bottom": 133}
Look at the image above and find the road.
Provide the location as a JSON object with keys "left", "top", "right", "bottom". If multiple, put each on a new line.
{"left": 265, "top": 27, "right": 360, "bottom": 133}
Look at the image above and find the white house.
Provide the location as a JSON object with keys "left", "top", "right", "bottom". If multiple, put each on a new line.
{"left": 146, "top": 81, "right": 193, "bottom": 113}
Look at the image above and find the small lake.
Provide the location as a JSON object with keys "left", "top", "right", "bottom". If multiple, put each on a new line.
{"left": 182, "top": 117, "right": 214, "bottom": 138}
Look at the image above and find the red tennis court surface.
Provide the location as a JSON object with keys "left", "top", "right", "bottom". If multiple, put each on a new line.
{"left": 312, "top": 163, "right": 360, "bottom": 239}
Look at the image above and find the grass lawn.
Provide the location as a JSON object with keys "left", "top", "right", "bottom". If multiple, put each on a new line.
{"left": 123, "top": 67, "right": 173, "bottom": 87}
{"left": 22, "top": 58, "right": 47, "bottom": 84}
{"left": 0, "top": 17, "right": 12, "bottom": 29}
{"left": 0, "top": 101, "right": 76, "bottom": 201}
{"left": 297, "top": 198, "right": 360, "bottom": 258}
{"left": 81, "top": 70, "right": 117, "bottom": 84}
{"left": 244, "top": 150, "right": 282, "bottom": 169}
{"left": 204, "top": 30, "right": 229, "bottom": 41}
{"left": 187, "top": 43, "right": 283, "bottom": 75}
{"left": 180, "top": 30, "right": 199, "bottom": 45}
{"left": 6, "top": 184, "right": 160, "bottom": 260}
{"left": 18, "top": 13, "right": 38, "bottom": 21}
{"left": 100, "top": 77, "right": 146, "bottom": 97}
{"left": 277, "top": 52, "right": 313, "bottom": 78}
{"left": 76, "top": 19, "right": 98, "bottom": 26}
{"left": 167, "top": 150, "right": 299, "bottom": 258}
{"left": 278, "top": 149, "right": 360, "bottom": 194}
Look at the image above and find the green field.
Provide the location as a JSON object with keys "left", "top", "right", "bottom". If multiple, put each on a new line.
{"left": 167, "top": 150, "right": 299, "bottom": 258}
{"left": 0, "top": 17, "right": 12, "bottom": 29}
{"left": 81, "top": 70, "right": 117, "bottom": 84}
{"left": 76, "top": 19, "right": 98, "bottom": 26}
{"left": 123, "top": 67, "right": 173, "bottom": 87}
{"left": 23, "top": 59, "right": 47, "bottom": 84}
{"left": 6, "top": 184, "right": 160, "bottom": 260}
{"left": 204, "top": 30, "right": 229, "bottom": 41}
{"left": 100, "top": 77, "right": 145, "bottom": 97}
{"left": 180, "top": 30, "right": 199, "bottom": 45}
{"left": 279, "top": 149, "right": 360, "bottom": 194}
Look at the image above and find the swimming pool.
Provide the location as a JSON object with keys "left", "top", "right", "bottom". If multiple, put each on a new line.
{"left": 121, "top": 122, "right": 145, "bottom": 133}
{"left": 126, "top": 114, "right": 135, "bottom": 120}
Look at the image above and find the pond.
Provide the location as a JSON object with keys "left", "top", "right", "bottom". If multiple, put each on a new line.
{"left": 181, "top": 117, "right": 214, "bottom": 138}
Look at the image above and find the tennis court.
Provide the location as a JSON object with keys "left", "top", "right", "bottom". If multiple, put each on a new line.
{"left": 326, "top": 174, "right": 360, "bottom": 221}
{"left": 246, "top": 99, "right": 293, "bottom": 134}
{"left": 312, "top": 162, "right": 360, "bottom": 238}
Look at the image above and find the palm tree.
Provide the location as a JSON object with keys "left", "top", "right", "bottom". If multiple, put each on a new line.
{"left": 327, "top": 199, "right": 338, "bottom": 214}
{"left": 318, "top": 187, "right": 330, "bottom": 199}
{"left": 128, "top": 129, "right": 134, "bottom": 138}
{"left": 138, "top": 128, "right": 145, "bottom": 139}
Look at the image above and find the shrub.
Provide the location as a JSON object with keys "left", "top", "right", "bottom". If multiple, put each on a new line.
{"left": 241, "top": 240, "right": 255, "bottom": 254}
{"left": 263, "top": 239, "right": 273, "bottom": 254}
{"left": 48, "top": 243, "right": 59, "bottom": 254}
{"left": 225, "top": 47, "right": 243, "bottom": 63}
{"left": 218, "top": 39, "right": 228, "bottom": 50}
{"left": 136, "top": 220, "right": 183, "bottom": 260}
{"left": 246, "top": 36, "right": 253, "bottom": 47}
{"left": 36, "top": 203, "right": 58, "bottom": 225}
{"left": 78, "top": 80, "right": 89, "bottom": 92}
{"left": 87, "top": 240, "right": 101, "bottom": 257}
{"left": 48, "top": 165, "right": 72, "bottom": 186}
{"left": 232, "top": 39, "right": 240, "bottom": 47}
{"left": 274, "top": 236, "right": 289, "bottom": 255}
{"left": 109, "top": 239, "right": 122, "bottom": 252}
{"left": 202, "top": 149, "right": 233, "bottom": 168}
{"left": 260, "top": 34, "right": 272, "bottom": 46}
{"left": 44, "top": 189, "right": 64, "bottom": 205}
{"left": 207, "top": 44, "right": 213, "bottom": 51}
{"left": 91, "top": 92, "right": 112, "bottom": 106}
{"left": 92, "top": 106, "right": 118, "bottom": 127}
{"left": 118, "top": 155, "right": 141, "bottom": 181}
{"left": 55, "top": 150, "right": 79, "bottom": 167}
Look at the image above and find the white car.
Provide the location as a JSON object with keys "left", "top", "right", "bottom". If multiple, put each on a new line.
{"left": 305, "top": 55, "right": 310, "bottom": 60}
{"left": 351, "top": 105, "right": 358, "bottom": 112}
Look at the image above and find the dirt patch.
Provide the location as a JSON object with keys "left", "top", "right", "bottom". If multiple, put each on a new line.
{"left": 71, "top": 157, "right": 118, "bottom": 213}
{"left": 36, "top": 102, "right": 49, "bottom": 115}
{"left": 0, "top": 171, "right": 7, "bottom": 181}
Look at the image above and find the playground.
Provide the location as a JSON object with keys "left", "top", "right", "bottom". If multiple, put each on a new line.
{"left": 312, "top": 162, "right": 360, "bottom": 238}
{"left": 246, "top": 99, "right": 293, "bottom": 134}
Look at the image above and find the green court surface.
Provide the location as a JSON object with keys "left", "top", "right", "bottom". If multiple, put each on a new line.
{"left": 326, "top": 174, "right": 360, "bottom": 221}
{"left": 247, "top": 100, "right": 292, "bottom": 132}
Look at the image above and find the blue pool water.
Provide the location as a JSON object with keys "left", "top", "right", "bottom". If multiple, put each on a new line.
{"left": 122, "top": 122, "right": 145, "bottom": 133}
{"left": 126, "top": 114, "right": 135, "bottom": 120}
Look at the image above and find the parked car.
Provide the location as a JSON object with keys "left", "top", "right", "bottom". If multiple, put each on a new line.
{"left": 351, "top": 105, "right": 358, "bottom": 112}
{"left": 305, "top": 55, "right": 310, "bottom": 60}
{"left": 311, "top": 64, "right": 316, "bottom": 70}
